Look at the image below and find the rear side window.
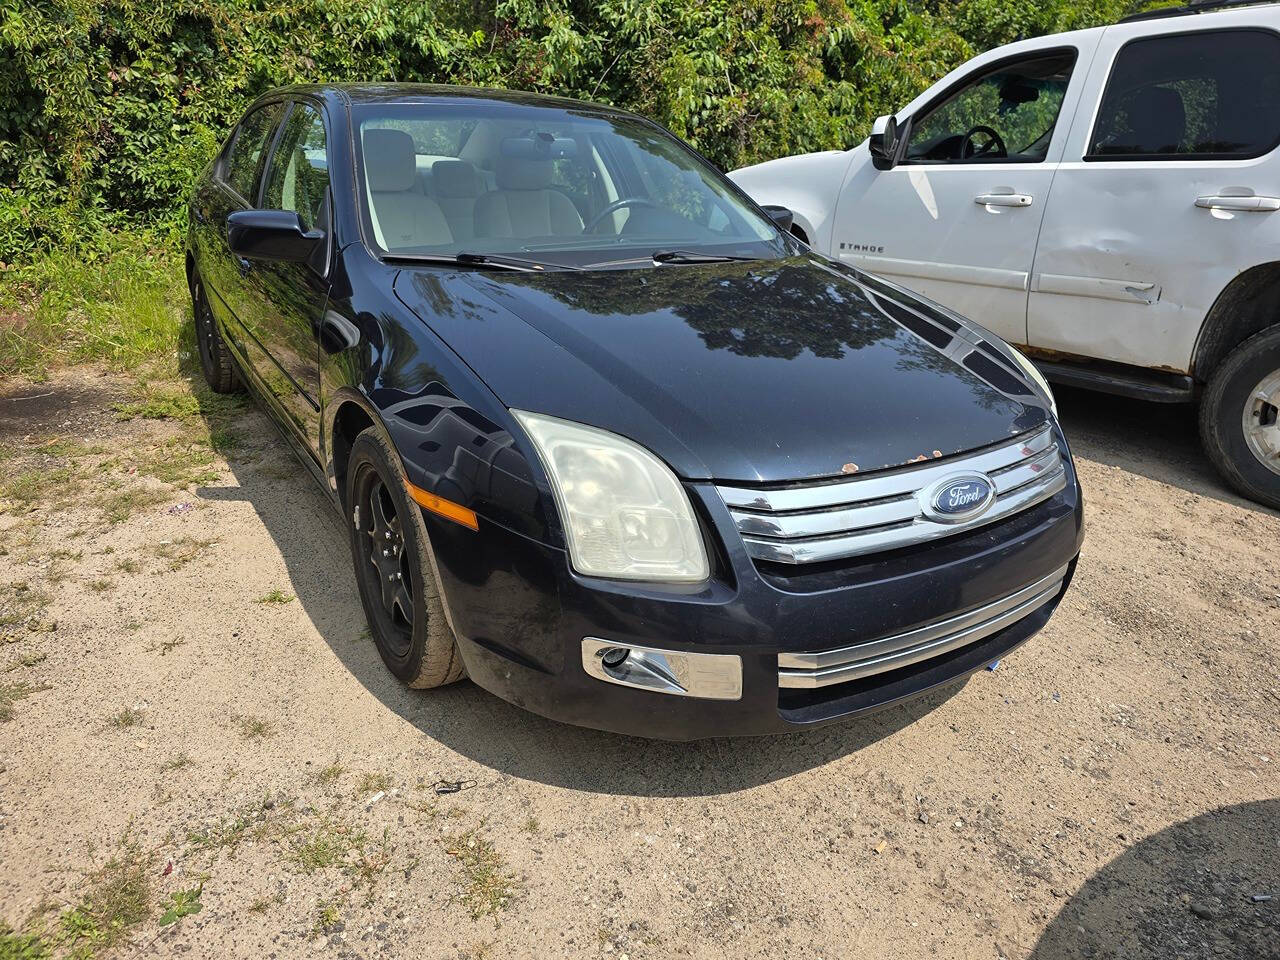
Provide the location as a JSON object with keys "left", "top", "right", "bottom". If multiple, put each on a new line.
{"left": 223, "top": 103, "right": 285, "bottom": 201}
{"left": 1088, "top": 29, "right": 1280, "bottom": 160}
{"left": 262, "top": 103, "right": 330, "bottom": 230}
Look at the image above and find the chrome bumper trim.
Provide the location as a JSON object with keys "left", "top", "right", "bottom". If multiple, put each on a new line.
{"left": 776, "top": 564, "right": 1068, "bottom": 688}
{"left": 717, "top": 424, "right": 1067, "bottom": 565}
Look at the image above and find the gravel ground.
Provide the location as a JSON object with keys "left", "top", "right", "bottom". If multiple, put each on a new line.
{"left": 0, "top": 369, "right": 1276, "bottom": 960}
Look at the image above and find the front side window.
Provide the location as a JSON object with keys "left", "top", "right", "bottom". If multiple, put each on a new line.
{"left": 351, "top": 102, "right": 785, "bottom": 267}
{"left": 904, "top": 51, "right": 1076, "bottom": 164}
{"left": 262, "top": 103, "right": 330, "bottom": 230}
{"left": 224, "top": 103, "right": 285, "bottom": 202}
{"left": 1088, "top": 29, "right": 1280, "bottom": 160}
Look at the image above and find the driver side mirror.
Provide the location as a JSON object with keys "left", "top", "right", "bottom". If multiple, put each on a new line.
{"left": 868, "top": 114, "right": 906, "bottom": 171}
{"left": 761, "top": 205, "right": 794, "bottom": 233}
{"left": 227, "top": 209, "right": 324, "bottom": 263}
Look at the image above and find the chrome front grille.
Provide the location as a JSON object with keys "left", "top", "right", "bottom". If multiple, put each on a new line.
{"left": 716, "top": 423, "right": 1067, "bottom": 565}
{"left": 777, "top": 564, "right": 1069, "bottom": 688}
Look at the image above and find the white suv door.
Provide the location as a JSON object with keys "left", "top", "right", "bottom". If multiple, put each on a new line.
{"left": 832, "top": 41, "right": 1095, "bottom": 345}
{"left": 1027, "top": 22, "right": 1280, "bottom": 373}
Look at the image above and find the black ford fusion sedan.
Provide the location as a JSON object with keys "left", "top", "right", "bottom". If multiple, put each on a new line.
{"left": 186, "top": 84, "right": 1082, "bottom": 740}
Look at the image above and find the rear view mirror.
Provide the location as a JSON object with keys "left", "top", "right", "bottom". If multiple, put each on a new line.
{"left": 761, "top": 205, "right": 794, "bottom": 233}
{"left": 868, "top": 114, "right": 901, "bottom": 170}
{"left": 227, "top": 210, "right": 323, "bottom": 263}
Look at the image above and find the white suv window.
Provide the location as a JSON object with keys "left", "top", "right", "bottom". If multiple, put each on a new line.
{"left": 903, "top": 50, "right": 1076, "bottom": 164}
{"left": 1088, "top": 28, "right": 1280, "bottom": 160}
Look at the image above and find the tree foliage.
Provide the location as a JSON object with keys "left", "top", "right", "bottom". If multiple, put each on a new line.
{"left": 0, "top": 0, "right": 1143, "bottom": 262}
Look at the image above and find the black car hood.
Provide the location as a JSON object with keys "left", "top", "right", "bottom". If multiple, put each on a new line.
{"left": 392, "top": 255, "right": 1048, "bottom": 483}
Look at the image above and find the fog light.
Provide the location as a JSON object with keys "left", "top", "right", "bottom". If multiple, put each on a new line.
{"left": 581, "top": 638, "right": 742, "bottom": 700}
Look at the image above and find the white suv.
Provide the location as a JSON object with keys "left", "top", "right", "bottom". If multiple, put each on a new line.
{"left": 730, "top": 0, "right": 1280, "bottom": 508}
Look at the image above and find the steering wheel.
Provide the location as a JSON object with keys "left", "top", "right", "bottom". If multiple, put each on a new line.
{"left": 960, "top": 125, "right": 1008, "bottom": 160}
{"left": 584, "top": 197, "right": 658, "bottom": 234}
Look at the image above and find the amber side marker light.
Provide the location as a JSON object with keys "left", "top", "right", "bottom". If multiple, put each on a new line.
{"left": 404, "top": 480, "right": 479, "bottom": 531}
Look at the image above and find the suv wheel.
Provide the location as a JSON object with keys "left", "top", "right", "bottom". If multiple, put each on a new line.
{"left": 346, "top": 427, "right": 466, "bottom": 689}
{"left": 1199, "top": 325, "right": 1280, "bottom": 510}
{"left": 191, "top": 274, "right": 241, "bottom": 394}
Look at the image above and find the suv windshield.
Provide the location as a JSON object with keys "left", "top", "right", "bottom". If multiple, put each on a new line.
{"left": 351, "top": 100, "right": 787, "bottom": 268}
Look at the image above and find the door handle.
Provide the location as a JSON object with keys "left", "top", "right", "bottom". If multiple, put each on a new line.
{"left": 1195, "top": 195, "right": 1280, "bottom": 212}
{"left": 975, "top": 193, "right": 1033, "bottom": 207}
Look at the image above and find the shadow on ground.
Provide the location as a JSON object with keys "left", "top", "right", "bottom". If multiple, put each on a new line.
{"left": 1054, "top": 384, "right": 1279, "bottom": 518}
{"left": 192, "top": 371, "right": 1264, "bottom": 798}
{"left": 1031, "top": 799, "right": 1279, "bottom": 960}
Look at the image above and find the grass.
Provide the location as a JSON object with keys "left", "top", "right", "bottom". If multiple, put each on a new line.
{"left": 0, "top": 230, "right": 186, "bottom": 382}
{"left": 0, "top": 582, "right": 51, "bottom": 636}
{"left": 290, "top": 820, "right": 367, "bottom": 873}
{"left": 234, "top": 715, "right": 274, "bottom": 740}
{"left": 445, "top": 826, "right": 518, "bottom": 920}
{"left": 0, "top": 680, "right": 51, "bottom": 722}
{"left": 109, "top": 706, "right": 145, "bottom": 729}
{"left": 356, "top": 772, "right": 392, "bottom": 795}
{"left": 147, "top": 536, "right": 217, "bottom": 572}
{"left": 160, "top": 752, "right": 193, "bottom": 772}
{"left": 186, "top": 814, "right": 254, "bottom": 857}
{"left": 57, "top": 837, "right": 153, "bottom": 956}
{"left": 255, "top": 589, "right": 294, "bottom": 605}
{"left": 4, "top": 650, "right": 48, "bottom": 672}
{"left": 314, "top": 763, "right": 344, "bottom": 785}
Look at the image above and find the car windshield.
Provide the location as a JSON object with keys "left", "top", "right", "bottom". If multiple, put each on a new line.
{"left": 351, "top": 100, "right": 787, "bottom": 268}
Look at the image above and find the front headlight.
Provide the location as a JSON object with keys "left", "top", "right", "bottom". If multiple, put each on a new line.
{"left": 512, "top": 411, "right": 710, "bottom": 583}
{"left": 1007, "top": 346, "right": 1057, "bottom": 417}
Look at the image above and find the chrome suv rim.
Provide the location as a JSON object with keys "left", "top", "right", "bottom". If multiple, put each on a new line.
{"left": 1242, "top": 369, "right": 1280, "bottom": 477}
{"left": 355, "top": 471, "right": 415, "bottom": 655}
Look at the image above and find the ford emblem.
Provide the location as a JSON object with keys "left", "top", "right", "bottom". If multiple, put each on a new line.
{"left": 921, "top": 473, "right": 995, "bottom": 524}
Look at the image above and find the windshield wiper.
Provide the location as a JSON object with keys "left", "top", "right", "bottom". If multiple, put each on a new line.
{"left": 381, "top": 252, "right": 579, "bottom": 272}
{"left": 651, "top": 249, "right": 761, "bottom": 265}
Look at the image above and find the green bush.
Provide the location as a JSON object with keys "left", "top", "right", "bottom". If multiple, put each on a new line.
{"left": 0, "top": 0, "right": 1151, "bottom": 266}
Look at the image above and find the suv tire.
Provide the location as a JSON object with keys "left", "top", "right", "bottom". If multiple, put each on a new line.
{"left": 1199, "top": 325, "right": 1280, "bottom": 510}
{"left": 191, "top": 274, "right": 242, "bottom": 394}
{"left": 346, "top": 427, "right": 466, "bottom": 689}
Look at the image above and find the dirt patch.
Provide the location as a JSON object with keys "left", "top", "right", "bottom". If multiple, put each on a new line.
{"left": 0, "top": 372, "right": 1277, "bottom": 959}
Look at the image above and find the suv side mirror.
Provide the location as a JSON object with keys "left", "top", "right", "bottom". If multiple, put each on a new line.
{"left": 761, "top": 205, "right": 794, "bottom": 233}
{"left": 227, "top": 209, "right": 323, "bottom": 263}
{"left": 868, "top": 114, "right": 903, "bottom": 171}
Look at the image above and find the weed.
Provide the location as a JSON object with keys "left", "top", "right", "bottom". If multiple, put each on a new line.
{"left": 87, "top": 578, "right": 113, "bottom": 593}
{"left": 234, "top": 715, "right": 273, "bottom": 740}
{"left": 186, "top": 815, "right": 253, "bottom": 857}
{"left": 246, "top": 897, "right": 271, "bottom": 915}
{"left": 357, "top": 772, "right": 392, "bottom": 795}
{"left": 255, "top": 589, "right": 294, "bottom": 605}
{"left": 144, "top": 637, "right": 185, "bottom": 656}
{"left": 115, "top": 557, "right": 140, "bottom": 574}
{"left": 0, "top": 467, "right": 77, "bottom": 515}
{"left": 290, "top": 820, "right": 367, "bottom": 873}
{"left": 101, "top": 486, "right": 168, "bottom": 524}
{"left": 0, "top": 582, "right": 51, "bottom": 634}
{"left": 312, "top": 901, "right": 342, "bottom": 936}
{"left": 314, "top": 763, "right": 344, "bottom": 785}
{"left": 521, "top": 816, "right": 539, "bottom": 834}
{"left": 0, "top": 680, "right": 51, "bottom": 721}
{"left": 160, "top": 752, "right": 193, "bottom": 773}
{"left": 146, "top": 536, "right": 217, "bottom": 572}
{"left": 4, "top": 651, "right": 47, "bottom": 672}
{"left": 445, "top": 826, "right": 518, "bottom": 920}
{"left": 0, "top": 923, "right": 49, "bottom": 958}
{"left": 109, "top": 706, "right": 145, "bottom": 729}
{"left": 157, "top": 884, "right": 203, "bottom": 926}
{"left": 58, "top": 837, "right": 153, "bottom": 955}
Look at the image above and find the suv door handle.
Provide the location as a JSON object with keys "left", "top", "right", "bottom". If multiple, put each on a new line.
{"left": 1195, "top": 195, "right": 1280, "bottom": 212}
{"left": 975, "top": 193, "right": 1033, "bottom": 207}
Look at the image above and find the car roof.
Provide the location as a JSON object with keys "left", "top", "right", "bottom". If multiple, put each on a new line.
{"left": 260, "top": 82, "right": 630, "bottom": 117}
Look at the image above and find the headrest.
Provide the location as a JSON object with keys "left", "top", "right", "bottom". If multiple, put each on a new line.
{"left": 432, "top": 160, "right": 481, "bottom": 199}
{"left": 363, "top": 128, "right": 417, "bottom": 192}
{"left": 495, "top": 154, "right": 553, "bottom": 191}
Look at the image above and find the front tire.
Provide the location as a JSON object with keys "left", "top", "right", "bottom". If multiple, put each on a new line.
{"left": 190, "top": 273, "right": 241, "bottom": 394}
{"left": 346, "top": 428, "right": 465, "bottom": 689}
{"left": 1199, "top": 325, "right": 1280, "bottom": 510}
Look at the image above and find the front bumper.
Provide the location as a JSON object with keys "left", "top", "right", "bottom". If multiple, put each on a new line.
{"left": 424, "top": 438, "right": 1084, "bottom": 740}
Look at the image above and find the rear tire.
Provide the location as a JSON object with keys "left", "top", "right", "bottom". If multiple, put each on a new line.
{"left": 1199, "top": 325, "right": 1280, "bottom": 510}
{"left": 190, "top": 273, "right": 241, "bottom": 394}
{"left": 346, "top": 427, "right": 465, "bottom": 689}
